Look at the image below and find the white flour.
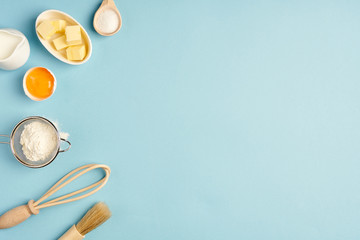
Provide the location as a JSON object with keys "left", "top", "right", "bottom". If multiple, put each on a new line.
{"left": 20, "top": 121, "right": 58, "bottom": 162}
{"left": 53, "top": 121, "right": 70, "bottom": 140}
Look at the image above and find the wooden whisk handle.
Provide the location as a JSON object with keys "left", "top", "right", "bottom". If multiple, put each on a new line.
{"left": 0, "top": 200, "right": 38, "bottom": 229}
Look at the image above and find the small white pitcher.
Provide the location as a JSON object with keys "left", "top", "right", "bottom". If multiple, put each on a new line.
{"left": 0, "top": 29, "right": 30, "bottom": 70}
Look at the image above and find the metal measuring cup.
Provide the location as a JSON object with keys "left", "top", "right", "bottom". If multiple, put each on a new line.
{"left": 0, "top": 116, "right": 71, "bottom": 168}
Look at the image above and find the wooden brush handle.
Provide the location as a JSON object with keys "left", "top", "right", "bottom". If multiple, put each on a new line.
{"left": 58, "top": 225, "right": 84, "bottom": 240}
{"left": 0, "top": 200, "right": 39, "bottom": 229}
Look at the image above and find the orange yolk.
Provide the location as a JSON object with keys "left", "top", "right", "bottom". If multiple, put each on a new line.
{"left": 26, "top": 67, "right": 55, "bottom": 100}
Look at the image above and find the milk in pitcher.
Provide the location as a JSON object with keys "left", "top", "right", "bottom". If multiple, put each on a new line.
{"left": 0, "top": 29, "right": 30, "bottom": 70}
{"left": 0, "top": 31, "right": 22, "bottom": 60}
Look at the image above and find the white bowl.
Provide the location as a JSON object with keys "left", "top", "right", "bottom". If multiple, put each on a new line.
{"left": 23, "top": 67, "right": 57, "bottom": 101}
{"left": 35, "top": 10, "right": 92, "bottom": 65}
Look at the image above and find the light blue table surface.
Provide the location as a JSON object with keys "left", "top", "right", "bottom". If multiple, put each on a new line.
{"left": 1, "top": 0, "right": 360, "bottom": 239}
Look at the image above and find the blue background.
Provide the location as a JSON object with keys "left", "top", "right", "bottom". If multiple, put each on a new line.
{"left": 1, "top": 0, "right": 360, "bottom": 239}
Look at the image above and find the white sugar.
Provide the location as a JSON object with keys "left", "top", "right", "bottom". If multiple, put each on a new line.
{"left": 96, "top": 8, "right": 119, "bottom": 34}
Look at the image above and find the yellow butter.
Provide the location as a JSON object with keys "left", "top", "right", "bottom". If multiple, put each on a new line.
{"left": 52, "top": 35, "right": 68, "bottom": 50}
{"left": 37, "top": 21, "right": 56, "bottom": 40}
{"left": 65, "top": 25, "right": 82, "bottom": 45}
{"left": 66, "top": 45, "right": 86, "bottom": 61}
{"left": 51, "top": 20, "right": 67, "bottom": 33}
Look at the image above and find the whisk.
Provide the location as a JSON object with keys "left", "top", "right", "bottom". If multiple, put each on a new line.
{"left": 0, "top": 164, "right": 111, "bottom": 229}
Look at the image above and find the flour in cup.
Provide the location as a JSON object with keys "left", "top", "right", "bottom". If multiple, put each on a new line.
{"left": 20, "top": 121, "right": 58, "bottom": 162}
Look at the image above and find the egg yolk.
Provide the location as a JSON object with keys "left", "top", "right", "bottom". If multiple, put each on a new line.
{"left": 26, "top": 67, "right": 55, "bottom": 100}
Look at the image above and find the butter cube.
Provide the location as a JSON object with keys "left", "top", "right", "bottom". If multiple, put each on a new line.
{"left": 52, "top": 35, "right": 68, "bottom": 50}
{"left": 37, "top": 21, "right": 56, "bottom": 40}
{"left": 66, "top": 45, "right": 86, "bottom": 61}
{"left": 51, "top": 20, "right": 67, "bottom": 33}
{"left": 65, "top": 25, "right": 82, "bottom": 45}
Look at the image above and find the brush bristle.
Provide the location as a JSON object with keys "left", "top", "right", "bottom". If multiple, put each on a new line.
{"left": 76, "top": 202, "right": 112, "bottom": 235}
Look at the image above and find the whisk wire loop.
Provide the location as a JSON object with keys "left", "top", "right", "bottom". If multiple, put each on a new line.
{"left": 33, "top": 164, "right": 111, "bottom": 210}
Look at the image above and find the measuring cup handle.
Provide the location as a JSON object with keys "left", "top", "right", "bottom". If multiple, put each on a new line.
{"left": 0, "top": 135, "right": 10, "bottom": 144}
{"left": 59, "top": 138, "right": 71, "bottom": 153}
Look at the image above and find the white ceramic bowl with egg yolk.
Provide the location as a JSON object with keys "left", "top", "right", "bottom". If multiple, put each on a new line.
{"left": 23, "top": 66, "right": 57, "bottom": 101}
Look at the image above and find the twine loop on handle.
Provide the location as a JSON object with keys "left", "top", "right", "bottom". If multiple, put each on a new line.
{"left": 31, "top": 164, "right": 111, "bottom": 210}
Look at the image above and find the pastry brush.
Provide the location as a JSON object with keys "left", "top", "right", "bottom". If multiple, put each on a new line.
{"left": 58, "top": 202, "right": 111, "bottom": 240}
